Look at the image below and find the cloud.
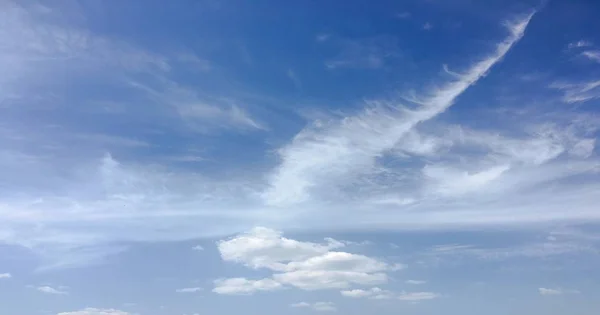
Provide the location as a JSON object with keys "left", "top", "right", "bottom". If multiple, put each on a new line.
{"left": 341, "top": 287, "right": 439, "bottom": 301}
{"left": 398, "top": 291, "right": 439, "bottom": 301}
{"left": 3, "top": 6, "right": 600, "bottom": 272}
{"left": 212, "top": 278, "right": 283, "bottom": 295}
{"left": 37, "top": 285, "right": 69, "bottom": 295}
{"left": 316, "top": 33, "right": 331, "bottom": 42}
{"left": 396, "top": 12, "right": 411, "bottom": 19}
{"left": 423, "top": 22, "right": 433, "bottom": 30}
{"left": 550, "top": 80, "right": 600, "bottom": 103}
{"left": 217, "top": 227, "right": 344, "bottom": 271}
{"left": 406, "top": 280, "right": 426, "bottom": 285}
{"left": 57, "top": 308, "right": 131, "bottom": 315}
{"left": 287, "top": 69, "right": 302, "bottom": 90}
{"left": 263, "top": 13, "right": 535, "bottom": 206}
{"left": 192, "top": 245, "right": 204, "bottom": 251}
{"left": 324, "top": 35, "right": 400, "bottom": 70}
{"left": 291, "top": 302, "right": 337, "bottom": 312}
{"left": 215, "top": 227, "right": 401, "bottom": 291}
{"left": 176, "top": 287, "right": 203, "bottom": 293}
{"left": 0, "top": 273, "right": 11, "bottom": 279}
{"left": 424, "top": 232, "right": 599, "bottom": 263}
{"left": 582, "top": 50, "right": 600, "bottom": 63}
{"left": 340, "top": 287, "right": 394, "bottom": 299}
{"left": 539, "top": 288, "right": 562, "bottom": 295}
{"left": 568, "top": 40, "right": 593, "bottom": 49}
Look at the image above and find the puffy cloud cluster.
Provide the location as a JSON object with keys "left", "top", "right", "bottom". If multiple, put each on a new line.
{"left": 213, "top": 227, "right": 401, "bottom": 294}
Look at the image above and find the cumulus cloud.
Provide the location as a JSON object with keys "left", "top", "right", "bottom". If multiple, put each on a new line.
{"left": 57, "top": 308, "right": 131, "bottom": 315}
{"left": 37, "top": 286, "right": 69, "bottom": 295}
{"left": 175, "top": 287, "right": 202, "bottom": 293}
{"left": 192, "top": 245, "right": 204, "bottom": 251}
{"left": 291, "top": 302, "right": 337, "bottom": 312}
{"left": 215, "top": 227, "right": 401, "bottom": 291}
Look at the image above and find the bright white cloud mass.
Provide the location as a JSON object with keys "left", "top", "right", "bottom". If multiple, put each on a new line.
{"left": 1, "top": 0, "right": 599, "bottom": 315}
{"left": 215, "top": 227, "right": 400, "bottom": 292}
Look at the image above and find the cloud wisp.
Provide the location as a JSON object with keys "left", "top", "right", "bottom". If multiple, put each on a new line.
{"left": 263, "top": 13, "right": 535, "bottom": 207}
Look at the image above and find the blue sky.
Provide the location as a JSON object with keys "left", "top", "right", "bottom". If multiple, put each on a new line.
{"left": 1, "top": 0, "right": 600, "bottom": 314}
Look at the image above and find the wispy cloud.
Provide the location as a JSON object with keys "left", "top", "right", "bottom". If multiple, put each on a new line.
{"left": 396, "top": 12, "right": 411, "bottom": 19}
{"left": 341, "top": 287, "right": 439, "bottom": 301}
{"left": 57, "top": 308, "right": 131, "bottom": 315}
{"left": 175, "top": 287, "right": 203, "bottom": 293}
{"left": 212, "top": 278, "right": 283, "bottom": 295}
{"left": 0, "top": 273, "right": 11, "bottom": 279}
{"left": 582, "top": 50, "right": 600, "bottom": 63}
{"left": 538, "top": 287, "right": 580, "bottom": 296}
{"left": 539, "top": 287, "right": 562, "bottom": 295}
{"left": 263, "top": 13, "right": 535, "bottom": 206}
{"left": 36, "top": 285, "right": 69, "bottom": 295}
{"left": 324, "top": 35, "right": 400, "bottom": 70}
{"left": 291, "top": 301, "right": 337, "bottom": 312}
{"left": 550, "top": 80, "right": 600, "bottom": 103}
{"left": 568, "top": 40, "right": 593, "bottom": 49}
{"left": 287, "top": 69, "right": 302, "bottom": 90}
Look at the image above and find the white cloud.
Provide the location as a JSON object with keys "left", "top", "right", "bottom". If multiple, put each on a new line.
{"left": 550, "top": 80, "right": 600, "bottom": 103}
{"left": 215, "top": 228, "right": 401, "bottom": 291}
{"left": 57, "top": 308, "right": 131, "bottom": 315}
{"left": 176, "top": 287, "right": 202, "bottom": 293}
{"left": 192, "top": 245, "right": 204, "bottom": 251}
{"left": 212, "top": 278, "right": 283, "bottom": 295}
{"left": 291, "top": 302, "right": 337, "bottom": 312}
{"left": 568, "top": 40, "right": 593, "bottom": 49}
{"left": 217, "top": 227, "right": 343, "bottom": 271}
{"left": 398, "top": 291, "right": 439, "bottom": 301}
{"left": 582, "top": 50, "right": 600, "bottom": 63}
{"left": 341, "top": 287, "right": 439, "bottom": 301}
{"left": 0, "top": 273, "right": 11, "bottom": 279}
{"left": 263, "top": 13, "right": 534, "bottom": 207}
{"left": 37, "top": 286, "right": 69, "bottom": 295}
{"left": 406, "top": 280, "right": 426, "bottom": 285}
{"left": 274, "top": 269, "right": 387, "bottom": 290}
{"left": 341, "top": 287, "right": 393, "bottom": 299}
{"left": 313, "top": 302, "right": 337, "bottom": 312}
{"left": 538, "top": 288, "right": 562, "bottom": 295}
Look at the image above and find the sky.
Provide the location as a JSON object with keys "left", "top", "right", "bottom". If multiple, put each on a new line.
{"left": 1, "top": 0, "right": 600, "bottom": 314}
